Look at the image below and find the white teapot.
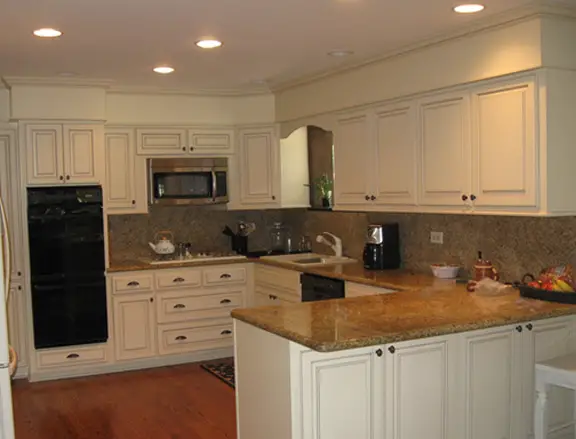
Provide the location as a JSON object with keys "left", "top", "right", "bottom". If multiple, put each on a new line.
{"left": 148, "top": 231, "right": 176, "bottom": 255}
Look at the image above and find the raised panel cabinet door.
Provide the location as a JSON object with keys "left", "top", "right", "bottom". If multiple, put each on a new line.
{"left": 26, "top": 124, "right": 63, "bottom": 185}
{"left": 104, "top": 130, "right": 137, "bottom": 211}
{"left": 238, "top": 127, "right": 279, "bottom": 205}
{"left": 113, "top": 294, "right": 156, "bottom": 361}
{"left": 300, "top": 346, "right": 384, "bottom": 439}
{"left": 63, "top": 125, "right": 101, "bottom": 184}
{"left": 136, "top": 128, "right": 187, "bottom": 155}
{"left": 384, "top": 337, "right": 452, "bottom": 439}
{"left": 418, "top": 93, "right": 471, "bottom": 206}
{"left": 461, "top": 325, "right": 522, "bottom": 439}
{"left": 373, "top": 103, "right": 417, "bottom": 206}
{"left": 188, "top": 129, "right": 234, "bottom": 154}
{"left": 521, "top": 317, "right": 575, "bottom": 439}
{"left": 333, "top": 112, "right": 373, "bottom": 206}
{"left": 471, "top": 80, "right": 536, "bottom": 208}
{"left": 7, "top": 283, "right": 28, "bottom": 370}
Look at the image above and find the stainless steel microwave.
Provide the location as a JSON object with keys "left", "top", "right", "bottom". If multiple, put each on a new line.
{"left": 148, "top": 158, "right": 229, "bottom": 206}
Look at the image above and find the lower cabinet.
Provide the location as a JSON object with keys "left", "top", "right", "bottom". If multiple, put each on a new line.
{"left": 113, "top": 293, "right": 157, "bottom": 361}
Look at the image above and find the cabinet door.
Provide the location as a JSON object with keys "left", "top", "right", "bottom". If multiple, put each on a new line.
{"left": 418, "top": 93, "right": 471, "bottom": 207}
{"left": 461, "top": 325, "right": 522, "bottom": 439}
{"left": 26, "top": 124, "right": 64, "bottom": 185}
{"left": 301, "top": 346, "right": 384, "bottom": 439}
{"left": 104, "top": 130, "right": 147, "bottom": 214}
{"left": 238, "top": 127, "right": 280, "bottom": 206}
{"left": 384, "top": 337, "right": 452, "bottom": 439}
{"left": 373, "top": 102, "right": 417, "bottom": 206}
{"left": 522, "top": 317, "right": 575, "bottom": 439}
{"left": 7, "top": 283, "right": 28, "bottom": 371}
{"left": 63, "top": 125, "right": 100, "bottom": 184}
{"left": 113, "top": 294, "right": 156, "bottom": 361}
{"left": 188, "top": 128, "right": 234, "bottom": 154}
{"left": 136, "top": 128, "right": 187, "bottom": 155}
{"left": 471, "top": 80, "right": 536, "bottom": 208}
{"left": 333, "top": 112, "right": 372, "bottom": 206}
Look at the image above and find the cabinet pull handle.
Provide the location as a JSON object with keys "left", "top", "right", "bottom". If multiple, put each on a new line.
{"left": 127, "top": 281, "right": 140, "bottom": 287}
{"left": 221, "top": 330, "right": 232, "bottom": 335}
{"left": 17, "top": 271, "right": 21, "bottom": 276}
{"left": 66, "top": 175, "right": 70, "bottom": 180}
{"left": 189, "top": 147, "right": 194, "bottom": 151}
{"left": 526, "top": 323, "right": 533, "bottom": 331}
{"left": 220, "top": 299, "right": 232, "bottom": 304}
{"left": 272, "top": 195, "right": 276, "bottom": 201}
{"left": 470, "top": 194, "right": 477, "bottom": 201}
{"left": 59, "top": 175, "right": 64, "bottom": 181}
{"left": 17, "top": 286, "right": 21, "bottom": 291}
{"left": 173, "top": 277, "right": 185, "bottom": 283}
{"left": 461, "top": 194, "right": 468, "bottom": 201}
{"left": 515, "top": 325, "right": 523, "bottom": 333}
{"left": 66, "top": 353, "right": 80, "bottom": 359}
{"left": 370, "top": 195, "right": 376, "bottom": 201}
{"left": 182, "top": 147, "right": 186, "bottom": 151}
{"left": 175, "top": 335, "right": 187, "bottom": 341}
{"left": 375, "top": 349, "right": 383, "bottom": 357}
{"left": 173, "top": 304, "right": 186, "bottom": 309}
{"left": 131, "top": 200, "right": 136, "bottom": 205}
{"left": 365, "top": 195, "right": 370, "bottom": 201}
{"left": 388, "top": 346, "right": 396, "bottom": 354}
{"left": 220, "top": 273, "right": 232, "bottom": 279}
{"left": 150, "top": 297, "right": 154, "bottom": 303}
{"left": 269, "top": 294, "right": 278, "bottom": 300}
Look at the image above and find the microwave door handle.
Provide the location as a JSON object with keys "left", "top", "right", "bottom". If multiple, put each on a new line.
{"left": 148, "top": 160, "right": 155, "bottom": 206}
{"left": 211, "top": 169, "right": 217, "bottom": 202}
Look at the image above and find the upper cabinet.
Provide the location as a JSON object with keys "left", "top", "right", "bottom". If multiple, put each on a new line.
{"left": 104, "top": 129, "right": 148, "bottom": 215}
{"left": 26, "top": 123, "right": 103, "bottom": 186}
{"left": 136, "top": 127, "right": 234, "bottom": 156}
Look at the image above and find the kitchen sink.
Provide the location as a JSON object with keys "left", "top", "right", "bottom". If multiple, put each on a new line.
{"left": 260, "top": 253, "right": 356, "bottom": 266}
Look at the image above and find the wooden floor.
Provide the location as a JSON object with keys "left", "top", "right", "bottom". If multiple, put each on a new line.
{"left": 11, "top": 363, "right": 237, "bottom": 439}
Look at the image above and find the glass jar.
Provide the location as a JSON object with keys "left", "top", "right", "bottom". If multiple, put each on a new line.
{"left": 269, "top": 222, "right": 287, "bottom": 252}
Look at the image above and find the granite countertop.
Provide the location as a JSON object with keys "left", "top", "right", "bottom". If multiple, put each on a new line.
{"left": 231, "top": 284, "right": 576, "bottom": 352}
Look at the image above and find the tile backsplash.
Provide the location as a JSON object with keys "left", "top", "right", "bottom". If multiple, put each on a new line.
{"left": 109, "top": 206, "right": 576, "bottom": 282}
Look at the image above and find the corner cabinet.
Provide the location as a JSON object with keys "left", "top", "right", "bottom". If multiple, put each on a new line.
{"left": 26, "top": 123, "right": 103, "bottom": 186}
{"left": 236, "top": 126, "right": 280, "bottom": 208}
{"left": 104, "top": 129, "right": 148, "bottom": 214}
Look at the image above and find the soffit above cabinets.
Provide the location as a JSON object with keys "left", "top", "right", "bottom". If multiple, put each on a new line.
{"left": 0, "top": 0, "right": 570, "bottom": 95}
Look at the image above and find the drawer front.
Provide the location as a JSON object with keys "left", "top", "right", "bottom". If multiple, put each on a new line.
{"left": 156, "top": 269, "right": 202, "bottom": 290}
{"left": 203, "top": 266, "right": 246, "bottom": 286}
{"left": 37, "top": 345, "right": 108, "bottom": 368}
{"left": 157, "top": 288, "right": 244, "bottom": 324}
{"left": 255, "top": 285, "right": 299, "bottom": 304}
{"left": 112, "top": 273, "right": 154, "bottom": 294}
{"left": 256, "top": 265, "right": 300, "bottom": 293}
{"left": 158, "top": 320, "right": 233, "bottom": 356}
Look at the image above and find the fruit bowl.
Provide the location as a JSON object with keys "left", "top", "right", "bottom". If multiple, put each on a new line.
{"left": 516, "top": 284, "right": 576, "bottom": 304}
{"left": 430, "top": 264, "right": 460, "bottom": 279}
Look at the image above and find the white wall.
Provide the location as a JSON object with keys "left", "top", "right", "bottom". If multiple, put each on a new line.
{"left": 280, "top": 126, "right": 310, "bottom": 208}
{"left": 0, "top": 89, "right": 10, "bottom": 123}
{"left": 275, "top": 17, "right": 543, "bottom": 122}
{"left": 541, "top": 15, "right": 576, "bottom": 70}
{"left": 105, "top": 92, "right": 275, "bottom": 125}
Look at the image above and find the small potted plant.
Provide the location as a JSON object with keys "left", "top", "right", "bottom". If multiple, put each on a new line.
{"left": 314, "top": 173, "right": 333, "bottom": 208}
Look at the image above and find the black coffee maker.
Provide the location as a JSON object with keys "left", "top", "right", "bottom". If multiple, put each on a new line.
{"left": 363, "top": 223, "right": 400, "bottom": 270}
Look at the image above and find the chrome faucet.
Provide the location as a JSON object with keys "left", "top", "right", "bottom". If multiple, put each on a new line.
{"left": 316, "top": 232, "right": 343, "bottom": 257}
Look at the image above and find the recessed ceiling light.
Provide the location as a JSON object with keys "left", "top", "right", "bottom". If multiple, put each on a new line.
{"left": 328, "top": 50, "right": 354, "bottom": 57}
{"left": 196, "top": 39, "right": 223, "bottom": 49}
{"left": 33, "top": 28, "right": 62, "bottom": 38}
{"left": 453, "top": 4, "right": 485, "bottom": 13}
{"left": 153, "top": 66, "right": 175, "bottom": 74}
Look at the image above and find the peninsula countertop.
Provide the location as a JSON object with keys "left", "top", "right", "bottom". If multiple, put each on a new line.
{"left": 231, "top": 283, "right": 576, "bottom": 352}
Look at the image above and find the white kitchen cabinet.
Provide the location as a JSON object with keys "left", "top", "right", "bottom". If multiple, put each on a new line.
{"left": 460, "top": 324, "right": 522, "bottom": 439}
{"left": 333, "top": 112, "right": 372, "bottom": 206}
{"left": 373, "top": 102, "right": 417, "bottom": 206}
{"left": 471, "top": 80, "right": 536, "bottom": 208}
{"left": 113, "top": 293, "right": 157, "bottom": 361}
{"left": 188, "top": 128, "right": 234, "bottom": 155}
{"left": 136, "top": 128, "right": 187, "bottom": 155}
{"left": 104, "top": 129, "right": 147, "bottom": 214}
{"left": 26, "top": 123, "right": 103, "bottom": 186}
{"left": 418, "top": 92, "right": 471, "bottom": 208}
{"left": 301, "top": 346, "right": 384, "bottom": 439}
{"left": 236, "top": 126, "right": 280, "bottom": 207}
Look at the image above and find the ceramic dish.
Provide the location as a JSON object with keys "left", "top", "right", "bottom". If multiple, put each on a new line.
{"left": 430, "top": 264, "right": 460, "bottom": 279}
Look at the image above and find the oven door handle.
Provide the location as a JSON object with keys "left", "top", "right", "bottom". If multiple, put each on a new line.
{"left": 211, "top": 169, "right": 217, "bottom": 202}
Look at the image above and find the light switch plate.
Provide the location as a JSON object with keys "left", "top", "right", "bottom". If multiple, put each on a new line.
{"left": 430, "top": 231, "right": 444, "bottom": 244}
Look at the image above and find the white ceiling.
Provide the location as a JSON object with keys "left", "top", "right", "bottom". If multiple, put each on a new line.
{"left": 0, "top": 0, "right": 572, "bottom": 93}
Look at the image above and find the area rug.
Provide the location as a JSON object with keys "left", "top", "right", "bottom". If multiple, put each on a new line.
{"left": 201, "top": 359, "right": 235, "bottom": 388}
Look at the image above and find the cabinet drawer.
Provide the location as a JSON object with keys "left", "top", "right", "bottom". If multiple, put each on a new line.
{"left": 256, "top": 265, "right": 300, "bottom": 292}
{"left": 112, "top": 273, "right": 154, "bottom": 294}
{"left": 156, "top": 288, "right": 244, "bottom": 324}
{"left": 37, "top": 345, "right": 108, "bottom": 368}
{"left": 203, "top": 266, "right": 246, "bottom": 286}
{"left": 158, "top": 320, "right": 233, "bottom": 356}
{"left": 255, "top": 285, "right": 300, "bottom": 304}
{"left": 156, "top": 269, "right": 202, "bottom": 290}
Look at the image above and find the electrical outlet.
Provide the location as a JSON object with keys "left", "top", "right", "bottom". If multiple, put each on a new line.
{"left": 430, "top": 231, "right": 444, "bottom": 244}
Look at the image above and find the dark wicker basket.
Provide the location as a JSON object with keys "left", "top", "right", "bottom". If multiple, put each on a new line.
{"left": 517, "top": 285, "right": 576, "bottom": 304}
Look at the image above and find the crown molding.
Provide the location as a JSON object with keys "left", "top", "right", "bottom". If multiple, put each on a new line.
{"left": 107, "top": 84, "right": 272, "bottom": 97}
{"left": 271, "top": 1, "right": 576, "bottom": 93}
{"left": 2, "top": 76, "right": 115, "bottom": 89}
